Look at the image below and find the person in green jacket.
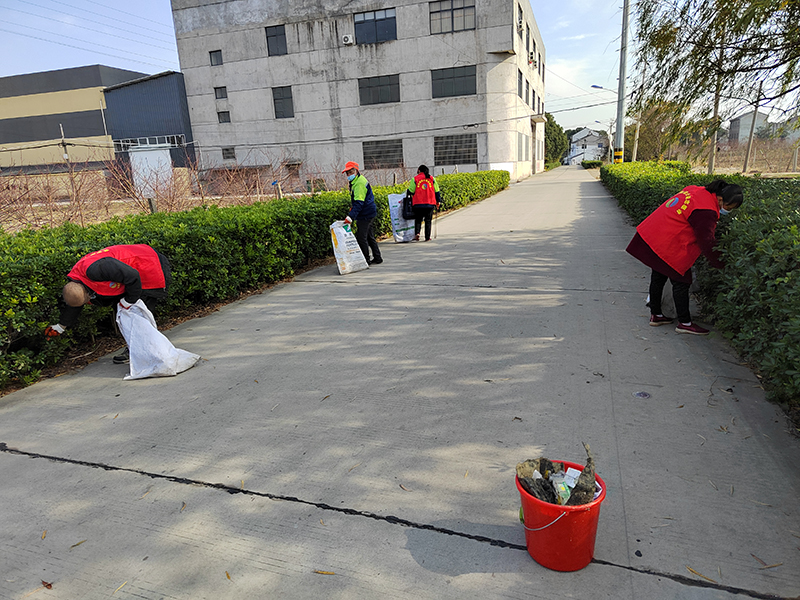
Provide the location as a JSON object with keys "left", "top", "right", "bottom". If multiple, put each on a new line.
{"left": 342, "top": 161, "right": 382, "bottom": 264}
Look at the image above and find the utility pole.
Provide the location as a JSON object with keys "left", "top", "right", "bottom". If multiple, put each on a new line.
{"left": 743, "top": 81, "right": 763, "bottom": 173}
{"left": 60, "top": 123, "right": 83, "bottom": 226}
{"left": 614, "top": 0, "right": 630, "bottom": 163}
{"left": 631, "top": 121, "right": 641, "bottom": 162}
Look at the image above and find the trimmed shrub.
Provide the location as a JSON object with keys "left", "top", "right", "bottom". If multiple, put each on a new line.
{"left": 0, "top": 170, "right": 509, "bottom": 388}
{"left": 581, "top": 160, "right": 604, "bottom": 169}
{"left": 601, "top": 162, "right": 800, "bottom": 407}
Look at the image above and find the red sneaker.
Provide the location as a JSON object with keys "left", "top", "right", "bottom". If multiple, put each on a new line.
{"left": 675, "top": 322, "right": 709, "bottom": 335}
{"left": 649, "top": 315, "right": 673, "bottom": 326}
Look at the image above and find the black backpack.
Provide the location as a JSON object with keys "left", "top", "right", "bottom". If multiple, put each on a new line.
{"left": 402, "top": 192, "right": 414, "bottom": 220}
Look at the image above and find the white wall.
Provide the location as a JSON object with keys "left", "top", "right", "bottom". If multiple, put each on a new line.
{"left": 171, "top": 0, "right": 546, "bottom": 181}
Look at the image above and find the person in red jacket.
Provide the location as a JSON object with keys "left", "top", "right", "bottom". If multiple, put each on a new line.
{"left": 45, "top": 244, "right": 172, "bottom": 363}
{"left": 406, "top": 164, "right": 441, "bottom": 241}
{"left": 626, "top": 179, "right": 743, "bottom": 335}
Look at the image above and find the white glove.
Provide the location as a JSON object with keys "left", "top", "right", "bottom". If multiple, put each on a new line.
{"left": 344, "top": 216, "right": 353, "bottom": 225}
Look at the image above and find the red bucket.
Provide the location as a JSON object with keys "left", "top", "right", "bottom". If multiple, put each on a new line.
{"left": 516, "top": 461, "right": 606, "bottom": 571}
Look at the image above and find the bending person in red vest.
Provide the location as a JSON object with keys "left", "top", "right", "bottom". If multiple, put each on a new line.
{"left": 45, "top": 244, "right": 172, "bottom": 364}
{"left": 626, "top": 180, "right": 743, "bottom": 336}
{"left": 406, "top": 164, "right": 441, "bottom": 241}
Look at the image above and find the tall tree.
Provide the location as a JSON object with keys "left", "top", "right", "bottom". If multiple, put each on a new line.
{"left": 544, "top": 113, "right": 569, "bottom": 163}
{"left": 634, "top": 0, "right": 800, "bottom": 167}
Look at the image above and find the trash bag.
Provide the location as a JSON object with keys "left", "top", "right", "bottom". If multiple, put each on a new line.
{"left": 330, "top": 220, "right": 369, "bottom": 274}
{"left": 388, "top": 193, "right": 415, "bottom": 242}
{"left": 116, "top": 300, "right": 200, "bottom": 380}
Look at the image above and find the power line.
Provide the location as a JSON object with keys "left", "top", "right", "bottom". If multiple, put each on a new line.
{"left": 17, "top": 0, "right": 176, "bottom": 42}
{"left": 0, "top": 28, "right": 177, "bottom": 70}
{"left": 5, "top": 21, "right": 179, "bottom": 65}
{"left": 60, "top": 0, "right": 175, "bottom": 31}
{"left": 5, "top": 6, "right": 177, "bottom": 52}
{"left": 548, "top": 100, "right": 617, "bottom": 114}
{"left": 7, "top": 5, "right": 177, "bottom": 50}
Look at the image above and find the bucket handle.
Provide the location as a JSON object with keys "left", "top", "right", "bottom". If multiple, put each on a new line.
{"left": 522, "top": 511, "right": 567, "bottom": 531}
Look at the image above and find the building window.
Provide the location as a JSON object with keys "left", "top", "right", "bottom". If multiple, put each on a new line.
{"left": 266, "top": 25, "right": 288, "bottom": 56}
{"left": 525, "top": 80, "right": 530, "bottom": 106}
{"left": 526, "top": 25, "right": 530, "bottom": 53}
{"left": 214, "top": 86, "right": 227, "bottom": 99}
{"left": 273, "top": 86, "right": 294, "bottom": 119}
{"left": 434, "top": 133, "right": 477, "bottom": 165}
{"left": 217, "top": 111, "right": 231, "bottom": 123}
{"left": 222, "top": 147, "right": 236, "bottom": 160}
{"left": 431, "top": 65, "right": 476, "bottom": 98}
{"left": 538, "top": 53, "right": 542, "bottom": 77}
{"left": 354, "top": 9, "right": 397, "bottom": 44}
{"left": 532, "top": 90, "right": 536, "bottom": 109}
{"left": 430, "top": 1, "right": 475, "bottom": 34}
{"left": 358, "top": 74, "right": 400, "bottom": 105}
{"left": 517, "top": 4, "right": 524, "bottom": 36}
{"left": 517, "top": 70, "right": 523, "bottom": 99}
{"left": 363, "top": 139, "right": 404, "bottom": 168}
{"left": 209, "top": 50, "right": 223, "bottom": 66}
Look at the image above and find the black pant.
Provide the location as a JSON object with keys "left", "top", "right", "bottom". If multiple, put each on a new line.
{"left": 413, "top": 205, "right": 435, "bottom": 240}
{"left": 649, "top": 269, "right": 692, "bottom": 323}
{"left": 355, "top": 217, "right": 381, "bottom": 262}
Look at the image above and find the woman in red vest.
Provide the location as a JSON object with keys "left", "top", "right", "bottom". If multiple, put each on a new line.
{"left": 406, "top": 164, "right": 441, "bottom": 241}
{"left": 626, "top": 179, "right": 743, "bottom": 335}
{"left": 45, "top": 244, "right": 171, "bottom": 363}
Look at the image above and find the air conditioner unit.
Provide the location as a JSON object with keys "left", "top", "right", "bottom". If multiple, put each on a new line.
{"left": 342, "top": 34, "right": 355, "bottom": 45}
{"left": 517, "top": 18, "right": 524, "bottom": 30}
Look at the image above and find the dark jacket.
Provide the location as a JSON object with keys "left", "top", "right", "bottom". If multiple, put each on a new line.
{"left": 60, "top": 247, "right": 171, "bottom": 328}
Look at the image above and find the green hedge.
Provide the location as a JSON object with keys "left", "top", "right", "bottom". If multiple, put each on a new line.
{"left": 581, "top": 160, "right": 604, "bottom": 169}
{"left": 0, "top": 170, "right": 509, "bottom": 388}
{"left": 601, "top": 162, "right": 800, "bottom": 407}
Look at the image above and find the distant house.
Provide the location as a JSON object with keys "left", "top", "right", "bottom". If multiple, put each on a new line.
{"left": 727, "top": 110, "right": 769, "bottom": 144}
{"left": 564, "top": 128, "right": 607, "bottom": 164}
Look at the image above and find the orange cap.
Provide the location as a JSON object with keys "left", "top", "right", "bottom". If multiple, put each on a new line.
{"left": 342, "top": 161, "right": 359, "bottom": 173}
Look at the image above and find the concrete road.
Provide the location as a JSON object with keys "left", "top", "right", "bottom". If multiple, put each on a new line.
{"left": 1, "top": 165, "right": 798, "bottom": 600}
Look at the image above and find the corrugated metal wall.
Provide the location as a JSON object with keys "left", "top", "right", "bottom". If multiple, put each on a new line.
{"left": 104, "top": 72, "right": 195, "bottom": 166}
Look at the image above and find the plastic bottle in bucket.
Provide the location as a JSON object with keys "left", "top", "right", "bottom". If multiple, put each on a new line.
{"left": 516, "top": 460, "right": 606, "bottom": 571}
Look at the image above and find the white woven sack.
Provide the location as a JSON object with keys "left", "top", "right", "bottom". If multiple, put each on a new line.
{"left": 388, "top": 193, "right": 415, "bottom": 242}
{"left": 116, "top": 300, "right": 200, "bottom": 380}
{"left": 330, "top": 220, "right": 369, "bottom": 274}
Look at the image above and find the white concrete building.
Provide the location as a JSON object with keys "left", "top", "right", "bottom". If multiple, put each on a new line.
{"left": 170, "top": 0, "right": 546, "bottom": 186}
{"left": 564, "top": 128, "right": 607, "bottom": 165}
{"left": 727, "top": 110, "right": 770, "bottom": 144}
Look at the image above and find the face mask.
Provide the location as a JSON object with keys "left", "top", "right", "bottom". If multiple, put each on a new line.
{"left": 719, "top": 207, "right": 730, "bottom": 215}
{"left": 347, "top": 174, "right": 356, "bottom": 182}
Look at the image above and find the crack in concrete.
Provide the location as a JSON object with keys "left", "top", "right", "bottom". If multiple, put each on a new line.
{"left": 0, "top": 442, "right": 790, "bottom": 600}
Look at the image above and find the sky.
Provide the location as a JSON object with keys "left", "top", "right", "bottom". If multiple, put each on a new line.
{"left": 0, "top": 0, "right": 627, "bottom": 132}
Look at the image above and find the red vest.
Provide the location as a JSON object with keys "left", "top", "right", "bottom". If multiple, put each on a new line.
{"left": 412, "top": 173, "right": 437, "bottom": 206}
{"left": 637, "top": 185, "right": 720, "bottom": 275}
{"left": 68, "top": 244, "right": 165, "bottom": 296}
